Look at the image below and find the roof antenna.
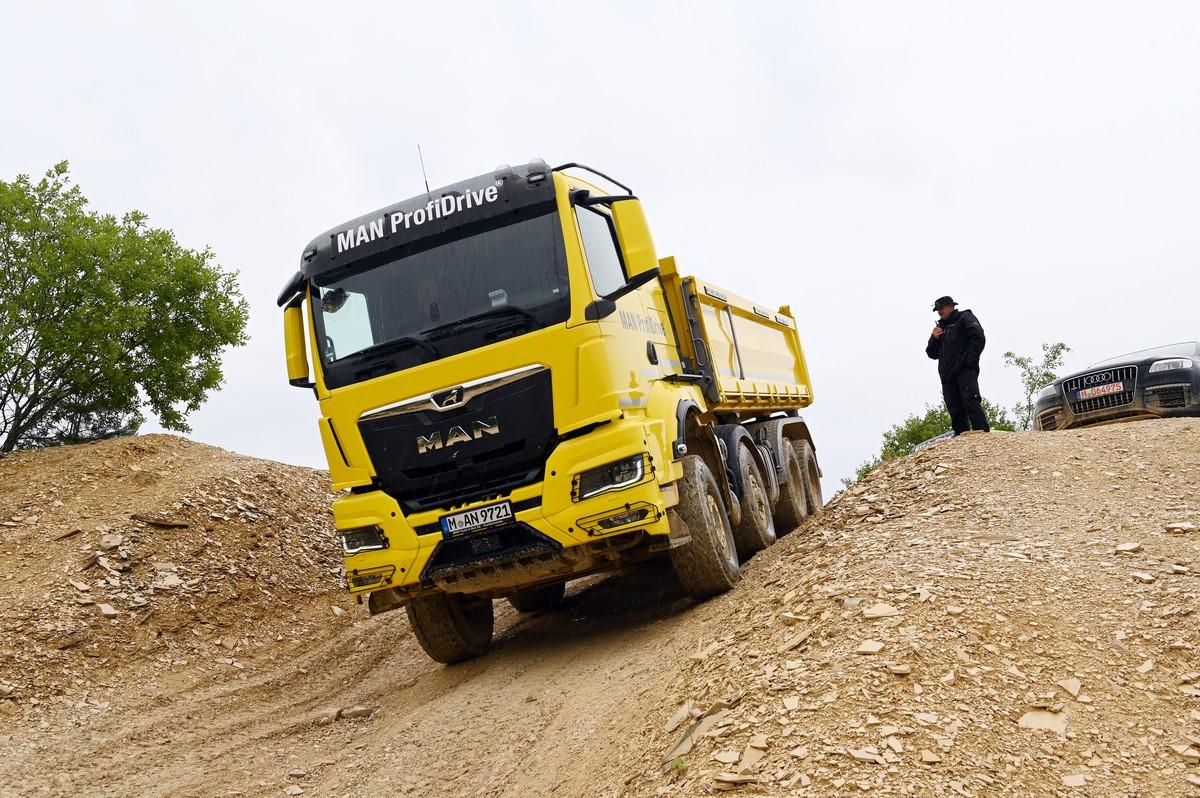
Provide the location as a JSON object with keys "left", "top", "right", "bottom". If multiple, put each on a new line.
{"left": 417, "top": 144, "right": 431, "bottom": 194}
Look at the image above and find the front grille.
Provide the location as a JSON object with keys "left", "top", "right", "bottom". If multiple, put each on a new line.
{"left": 1037, "top": 411, "right": 1060, "bottom": 431}
{"left": 421, "top": 522, "right": 561, "bottom": 582}
{"left": 358, "top": 368, "right": 556, "bottom": 513}
{"left": 1146, "top": 384, "right": 1191, "bottom": 409}
{"left": 1063, "top": 366, "right": 1137, "bottom": 415}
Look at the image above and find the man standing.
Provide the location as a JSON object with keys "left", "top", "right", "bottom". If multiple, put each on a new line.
{"left": 926, "top": 296, "right": 990, "bottom": 435}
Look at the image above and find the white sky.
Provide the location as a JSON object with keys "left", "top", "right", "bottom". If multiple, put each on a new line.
{"left": 3, "top": 2, "right": 1198, "bottom": 492}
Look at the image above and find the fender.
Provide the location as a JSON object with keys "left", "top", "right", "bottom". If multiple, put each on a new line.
{"left": 746, "top": 416, "right": 822, "bottom": 479}
{"left": 714, "top": 424, "right": 776, "bottom": 505}
{"left": 673, "top": 398, "right": 702, "bottom": 461}
{"left": 675, "top": 400, "right": 737, "bottom": 525}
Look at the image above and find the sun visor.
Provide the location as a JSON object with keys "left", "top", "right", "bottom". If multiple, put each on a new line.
{"left": 300, "top": 163, "right": 556, "bottom": 282}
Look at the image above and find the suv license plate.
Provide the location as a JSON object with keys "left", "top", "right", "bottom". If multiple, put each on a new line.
{"left": 440, "top": 501, "right": 513, "bottom": 537}
{"left": 1077, "top": 382, "right": 1124, "bottom": 400}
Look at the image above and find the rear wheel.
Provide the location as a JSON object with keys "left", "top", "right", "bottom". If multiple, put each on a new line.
{"left": 507, "top": 581, "right": 566, "bottom": 613}
{"left": 732, "top": 443, "right": 776, "bottom": 558}
{"left": 669, "top": 455, "right": 740, "bottom": 599}
{"left": 772, "top": 439, "right": 809, "bottom": 533}
{"left": 797, "top": 440, "right": 823, "bottom": 514}
{"left": 406, "top": 592, "right": 494, "bottom": 664}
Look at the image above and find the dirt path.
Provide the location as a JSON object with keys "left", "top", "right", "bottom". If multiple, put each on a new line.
{"left": 3, "top": 421, "right": 1199, "bottom": 797}
{"left": 2, "top": 557, "right": 722, "bottom": 798}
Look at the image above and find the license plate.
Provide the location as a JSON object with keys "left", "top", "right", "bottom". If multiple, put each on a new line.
{"left": 1077, "top": 382, "right": 1124, "bottom": 400}
{"left": 440, "top": 501, "right": 513, "bottom": 537}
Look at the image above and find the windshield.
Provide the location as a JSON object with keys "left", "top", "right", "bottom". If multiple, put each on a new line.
{"left": 313, "top": 211, "right": 569, "bottom": 388}
{"left": 1091, "top": 341, "right": 1200, "bottom": 367}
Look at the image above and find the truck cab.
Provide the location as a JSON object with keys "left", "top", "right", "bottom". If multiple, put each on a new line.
{"left": 280, "top": 160, "right": 821, "bottom": 663}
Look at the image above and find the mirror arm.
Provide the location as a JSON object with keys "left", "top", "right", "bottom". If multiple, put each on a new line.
{"left": 583, "top": 268, "right": 661, "bottom": 320}
{"left": 570, "top": 189, "right": 639, "bottom": 208}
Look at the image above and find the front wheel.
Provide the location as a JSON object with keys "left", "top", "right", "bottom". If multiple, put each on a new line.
{"left": 669, "top": 455, "right": 741, "bottom": 600}
{"left": 406, "top": 592, "right": 494, "bottom": 664}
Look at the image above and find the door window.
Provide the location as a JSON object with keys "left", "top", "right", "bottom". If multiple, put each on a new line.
{"left": 575, "top": 206, "right": 626, "bottom": 297}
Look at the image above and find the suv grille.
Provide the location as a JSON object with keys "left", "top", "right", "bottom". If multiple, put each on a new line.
{"left": 1037, "top": 411, "right": 1060, "bottom": 431}
{"left": 1063, "top": 366, "right": 1137, "bottom": 415}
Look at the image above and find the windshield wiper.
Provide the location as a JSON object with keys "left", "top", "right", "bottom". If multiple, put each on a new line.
{"left": 345, "top": 335, "right": 440, "bottom": 362}
{"left": 422, "top": 305, "right": 543, "bottom": 339}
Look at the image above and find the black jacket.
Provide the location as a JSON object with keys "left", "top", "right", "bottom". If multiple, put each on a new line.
{"left": 926, "top": 309, "right": 986, "bottom": 381}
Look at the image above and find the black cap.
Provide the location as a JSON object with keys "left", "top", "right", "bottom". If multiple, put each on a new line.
{"left": 932, "top": 295, "right": 957, "bottom": 312}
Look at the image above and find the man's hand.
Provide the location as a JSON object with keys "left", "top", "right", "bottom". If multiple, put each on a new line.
{"left": 931, "top": 326, "right": 943, "bottom": 339}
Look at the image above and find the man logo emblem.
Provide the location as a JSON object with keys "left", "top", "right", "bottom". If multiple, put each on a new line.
{"left": 416, "top": 417, "right": 499, "bottom": 454}
{"left": 431, "top": 386, "right": 465, "bottom": 409}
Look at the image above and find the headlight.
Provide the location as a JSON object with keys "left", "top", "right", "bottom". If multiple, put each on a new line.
{"left": 1149, "top": 358, "right": 1193, "bottom": 373}
{"left": 572, "top": 454, "right": 650, "bottom": 502}
{"left": 340, "top": 525, "right": 388, "bottom": 554}
{"left": 1038, "top": 384, "right": 1059, "bottom": 399}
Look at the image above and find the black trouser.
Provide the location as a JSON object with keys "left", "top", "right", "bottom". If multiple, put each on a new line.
{"left": 942, "top": 369, "right": 990, "bottom": 435}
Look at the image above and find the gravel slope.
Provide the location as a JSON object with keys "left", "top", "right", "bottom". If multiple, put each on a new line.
{"left": 1, "top": 421, "right": 1198, "bottom": 798}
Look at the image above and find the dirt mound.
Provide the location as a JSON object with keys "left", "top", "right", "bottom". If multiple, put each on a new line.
{"left": 623, "top": 419, "right": 1200, "bottom": 797}
{"left": 0, "top": 434, "right": 346, "bottom": 706}
{"left": 1, "top": 421, "right": 1198, "bottom": 798}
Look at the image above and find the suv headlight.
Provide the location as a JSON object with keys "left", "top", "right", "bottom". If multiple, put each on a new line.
{"left": 572, "top": 454, "right": 650, "bottom": 502}
{"left": 1038, "top": 384, "right": 1059, "bottom": 400}
{"left": 1149, "top": 358, "right": 1193, "bottom": 373}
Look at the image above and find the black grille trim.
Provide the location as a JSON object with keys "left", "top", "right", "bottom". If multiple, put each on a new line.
{"left": 358, "top": 368, "right": 556, "bottom": 514}
{"left": 421, "top": 522, "right": 562, "bottom": 583}
{"left": 1145, "top": 383, "right": 1190, "bottom": 410}
{"left": 1063, "top": 366, "right": 1137, "bottom": 415}
{"left": 400, "top": 463, "right": 550, "bottom": 514}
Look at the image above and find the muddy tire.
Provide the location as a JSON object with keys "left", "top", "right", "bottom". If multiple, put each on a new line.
{"left": 669, "top": 455, "right": 740, "bottom": 599}
{"left": 732, "top": 443, "right": 776, "bottom": 559}
{"left": 772, "top": 439, "right": 809, "bottom": 534}
{"left": 406, "top": 592, "right": 494, "bottom": 664}
{"left": 796, "top": 440, "right": 823, "bottom": 515}
{"left": 507, "top": 581, "right": 565, "bottom": 613}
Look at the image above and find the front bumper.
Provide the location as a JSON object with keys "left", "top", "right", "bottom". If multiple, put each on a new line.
{"left": 1035, "top": 369, "right": 1200, "bottom": 431}
{"left": 331, "top": 416, "right": 674, "bottom": 599}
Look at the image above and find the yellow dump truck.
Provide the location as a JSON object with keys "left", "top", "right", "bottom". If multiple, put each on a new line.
{"left": 279, "top": 160, "right": 822, "bottom": 662}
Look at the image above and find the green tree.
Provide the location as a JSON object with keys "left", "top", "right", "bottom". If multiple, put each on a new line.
{"left": 1002, "top": 342, "right": 1071, "bottom": 430}
{"left": 844, "top": 400, "right": 1015, "bottom": 488}
{"left": 0, "top": 162, "right": 248, "bottom": 451}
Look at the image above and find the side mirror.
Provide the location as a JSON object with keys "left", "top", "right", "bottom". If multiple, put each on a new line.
{"left": 609, "top": 199, "right": 657, "bottom": 277}
{"left": 284, "top": 304, "right": 315, "bottom": 388}
{"left": 570, "top": 190, "right": 658, "bottom": 278}
{"left": 584, "top": 268, "right": 661, "bottom": 320}
{"left": 277, "top": 270, "right": 306, "bottom": 307}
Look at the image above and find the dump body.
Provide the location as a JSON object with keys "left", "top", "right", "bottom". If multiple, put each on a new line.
{"left": 659, "top": 263, "right": 813, "bottom": 415}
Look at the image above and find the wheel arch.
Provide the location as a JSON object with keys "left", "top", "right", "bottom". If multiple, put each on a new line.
{"left": 746, "top": 415, "right": 822, "bottom": 478}
{"left": 714, "top": 424, "right": 774, "bottom": 504}
{"left": 675, "top": 400, "right": 736, "bottom": 518}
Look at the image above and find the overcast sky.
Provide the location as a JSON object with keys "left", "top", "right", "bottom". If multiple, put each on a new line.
{"left": 3, "top": 2, "right": 1198, "bottom": 492}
